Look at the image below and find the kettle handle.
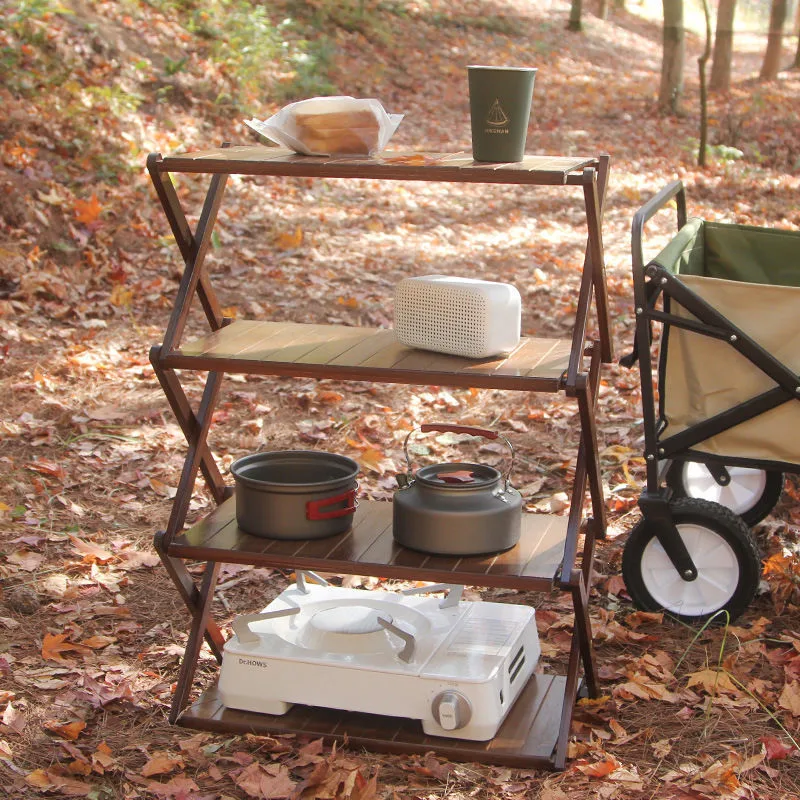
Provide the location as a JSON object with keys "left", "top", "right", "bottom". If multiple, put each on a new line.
{"left": 402, "top": 424, "right": 515, "bottom": 489}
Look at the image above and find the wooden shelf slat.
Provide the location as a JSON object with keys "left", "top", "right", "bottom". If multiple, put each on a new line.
{"left": 156, "top": 146, "right": 597, "bottom": 186}
{"left": 165, "top": 321, "right": 571, "bottom": 391}
{"left": 177, "top": 674, "right": 567, "bottom": 768}
{"left": 170, "top": 498, "right": 567, "bottom": 590}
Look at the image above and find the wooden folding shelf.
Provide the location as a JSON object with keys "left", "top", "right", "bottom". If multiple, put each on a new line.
{"left": 146, "top": 146, "right": 611, "bottom": 770}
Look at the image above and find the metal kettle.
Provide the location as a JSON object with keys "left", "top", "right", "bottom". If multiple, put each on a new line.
{"left": 392, "top": 424, "right": 522, "bottom": 556}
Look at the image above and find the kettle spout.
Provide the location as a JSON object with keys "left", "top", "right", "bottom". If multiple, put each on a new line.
{"left": 396, "top": 473, "right": 411, "bottom": 489}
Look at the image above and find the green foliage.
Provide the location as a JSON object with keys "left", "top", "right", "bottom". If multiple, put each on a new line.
{"left": 2, "top": 0, "right": 70, "bottom": 96}
{"left": 685, "top": 138, "right": 745, "bottom": 165}
{"left": 163, "top": 55, "right": 188, "bottom": 76}
{"left": 271, "top": 25, "right": 337, "bottom": 102}
{"left": 709, "top": 144, "right": 745, "bottom": 162}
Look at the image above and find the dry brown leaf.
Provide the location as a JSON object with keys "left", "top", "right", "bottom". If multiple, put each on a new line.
{"left": 145, "top": 774, "right": 200, "bottom": 798}
{"left": 686, "top": 667, "right": 739, "bottom": 696}
{"left": 79, "top": 635, "right": 116, "bottom": 650}
{"left": 760, "top": 735, "right": 798, "bottom": 760}
{"left": 574, "top": 753, "right": 621, "bottom": 778}
{"left": 68, "top": 758, "right": 92, "bottom": 776}
{"left": 778, "top": 680, "right": 800, "bottom": 716}
{"left": 25, "top": 769, "right": 52, "bottom": 789}
{"left": 25, "top": 767, "right": 93, "bottom": 796}
{"left": 6, "top": 549, "right": 45, "bottom": 571}
{"left": 41, "top": 632, "right": 92, "bottom": 664}
{"left": 276, "top": 225, "right": 303, "bottom": 250}
{"left": 625, "top": 610, "right": 664, "bottom": 627}
{"left": 91, "top": 741, "right": 117, "bottom": 774}
{"left": 43, "top": 720, "right": 86, "bottom": 740}
{"left": 69, "top": 535, "right": 115, "bottom": 564}
{"left": 141, "top": 751, "right": 185, "bottom": 777}
{"left": 24, "top": 458, "right": 66, "bottom": 479}
{"left": 2, "top": 701, "right": 26, "bottom": 735}
{"left": 235, "top": 761, "right": 296, "bottom": 799}
{"left": 74, "top": 194, "right": 103, "bottom": 225}
{"left": 149, "top": 477, "right": 177, "bottom": 498}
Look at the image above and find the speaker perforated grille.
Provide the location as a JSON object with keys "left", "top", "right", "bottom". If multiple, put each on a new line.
{"left": 394, "top": 280, "right": 493, "bottom": 358}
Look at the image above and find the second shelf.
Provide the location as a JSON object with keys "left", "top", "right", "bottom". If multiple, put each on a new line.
{"left": 170, "top": 497, "right": 570, "bottom": 591}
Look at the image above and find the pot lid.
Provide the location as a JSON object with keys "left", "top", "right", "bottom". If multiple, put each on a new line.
{"left": 416, "top": 462, "right": 500, "bottom": 489}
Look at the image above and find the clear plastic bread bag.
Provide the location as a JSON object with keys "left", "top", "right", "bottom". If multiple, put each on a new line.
{"left": 246, "top": 96, "right": 403, "bottom": 157}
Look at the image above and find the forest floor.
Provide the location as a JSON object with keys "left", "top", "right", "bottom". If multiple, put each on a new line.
{"left": 1, "top": 0, "right": 800, "bottom": 798}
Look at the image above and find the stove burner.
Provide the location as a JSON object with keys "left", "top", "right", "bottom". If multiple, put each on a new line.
{"left": 309, "top": 606, "right": 392, "bottom": 635}
{"left": 297, "top": 604, "right": 403, "bottom": 655}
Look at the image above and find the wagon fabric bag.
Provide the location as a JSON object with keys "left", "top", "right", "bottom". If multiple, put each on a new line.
{"left": 655, "top": 218, "right": 800, "bottom": 466}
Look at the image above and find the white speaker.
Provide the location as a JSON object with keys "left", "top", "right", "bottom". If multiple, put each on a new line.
{"left": 393, "top": 275, "right": 522, "bottom": 359}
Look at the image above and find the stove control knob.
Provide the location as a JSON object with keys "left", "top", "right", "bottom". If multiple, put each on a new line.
{"left": 431, "top": 691, "right": 472, "bottom": 731}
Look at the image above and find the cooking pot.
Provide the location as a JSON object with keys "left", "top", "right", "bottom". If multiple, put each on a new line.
{"left": 231, "top": 450, "right": 358, "bottom": 539}
{"left": 392, "top": 424, "right": 522, "bottom": 555}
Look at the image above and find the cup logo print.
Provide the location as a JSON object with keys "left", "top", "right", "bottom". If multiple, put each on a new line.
{"left": 485, "top": 99, "right": 509, "bottom": 134}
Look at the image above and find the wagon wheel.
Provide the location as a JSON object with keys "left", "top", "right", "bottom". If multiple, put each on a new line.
{"left": 622, "top": 498, "right": 761, "bottom": 624}
{"left": 665, "top": 460, "right": 783, "bottom": 526}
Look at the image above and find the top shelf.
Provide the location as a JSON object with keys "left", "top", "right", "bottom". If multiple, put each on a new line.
{"left": 151, "top": 146, "right": 599, "bottom": 186}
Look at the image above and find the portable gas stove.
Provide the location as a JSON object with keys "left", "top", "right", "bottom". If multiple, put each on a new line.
{"left": 218, "top": 573, "right": 540, "bottom": 741}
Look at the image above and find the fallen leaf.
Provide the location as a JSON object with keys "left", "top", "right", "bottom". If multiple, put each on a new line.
{"left": 149, "top": 477, "right": 177, "bottom": 498}
{"left": 686, "top": 668, "right": 739, "bottom": 695}
{"left": 235, "top": 761, "right": 296, "bottom": 799}
{"left": 74, "top": 194, "right": 103, "bottom": 225}
{"left": 145, "top": 774, "right": 199, "bottom": 798}
{"left": 41, "top": 633, "right": 92, "bottom": 664}
{"left": 276, "top": 225, "right": 303, "bottom": 250}
{"left": 24, "top": 458, "right": 66, "bottom": 479}
{"left": 79, "top": 635, "right": 116, "bottom": 650}
{"left": 6, "top": 549, "right": 45, "bottom": 571}
{"left": 574, "top": 753, "right": 621, "bottom": 777}
{"left": 625, "top": 610, "right": 663, "bottom": 627}
{"left": 43, "top": 720, "right": 86, "bottom": 740}
{"left": 25, "top": 768, "right": 52, "bottom": 789}
{"left": 69, "top": 535, "right": 115, "bottom": 564}
{"left": 2, "top": 701, "right": 26, "bottom": 735}
{"left": 760, "top": 735, "right": 797, "bottom": 760}
{"left": 141, "top": 752, "right": 185, "bottom": 777}
{"left": 778, "top": 680, "right": 800, "bottom": 716}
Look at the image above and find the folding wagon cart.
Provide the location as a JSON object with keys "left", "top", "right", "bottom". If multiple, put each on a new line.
{"left": 621, "top": 179, "right": 800, "bottom": 623}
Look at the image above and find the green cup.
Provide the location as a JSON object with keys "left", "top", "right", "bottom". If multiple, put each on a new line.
{"left": 468, "top": 65, "right": 537, "bottom": 163}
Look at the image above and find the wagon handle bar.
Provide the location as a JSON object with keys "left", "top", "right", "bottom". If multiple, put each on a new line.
{"left": 631, "top": 179, "right": 687, "bottom": 277}
{"left": 621, "top": 180, "right": 688, "bottom": 369}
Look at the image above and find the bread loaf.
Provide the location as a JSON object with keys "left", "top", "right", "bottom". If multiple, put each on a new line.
{"left": 293, "top": 107, "right": 380, "bottom": 155}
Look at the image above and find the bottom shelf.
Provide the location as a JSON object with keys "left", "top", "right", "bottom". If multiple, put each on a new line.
{"left": 177, "top": 673, "right": 568, "bottom": 768}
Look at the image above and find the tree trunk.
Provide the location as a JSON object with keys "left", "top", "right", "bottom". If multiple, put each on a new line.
{"left": 567, "top": 0, "right": 583, "bottom": 31}
{"left": 759, "top": 0, "right": 788, "bottom": 80}
{"left": 659, "top": 0, "right": 685, "bottom": 112}
{"left": 793, "top": 2, "right": 800, "bottom": 68}
{"left": 698, "top": 0, "right": 712, "bottom": 166}
{"left": 598, "top": 0, "right": 609, "bottom": 20}
{"left": 709, "top": 0, "right": 736, "bottom": 92}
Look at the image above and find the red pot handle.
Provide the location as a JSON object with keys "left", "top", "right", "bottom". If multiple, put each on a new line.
{"left": 306, "top": 488, "right": 358, "bottom": 521}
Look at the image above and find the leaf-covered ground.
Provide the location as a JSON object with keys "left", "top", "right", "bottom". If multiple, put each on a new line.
{"left": 1, "top": 1, "right": 799, "bottom": 798}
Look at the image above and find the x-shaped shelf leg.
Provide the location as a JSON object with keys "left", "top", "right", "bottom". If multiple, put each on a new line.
{"left": 165, "top": 560, "right": 222, "bottom": 723}
{"left": 150, "top": 351, "right": 229, "bottom": 517}
{"left": 577, "top": 344, "right": 607, "bottom": 536}
{"left": 582, "top": 156, "right": 613, "bottom": 364}
{"left": 553, "top": 572, "right": 599, "bottom": 770}
{"left": 150, "top": 359, "right": 229, "bottom": 671}
{"left": 147, "top": 153, "right": 230, "bottom": 348}
{"left": 154, "top": 533, "right": 225, "bottom": 668}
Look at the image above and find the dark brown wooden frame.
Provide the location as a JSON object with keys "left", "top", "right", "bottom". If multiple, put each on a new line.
{"left": 147, "top": 146, "right": 611, "bottom": 771}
